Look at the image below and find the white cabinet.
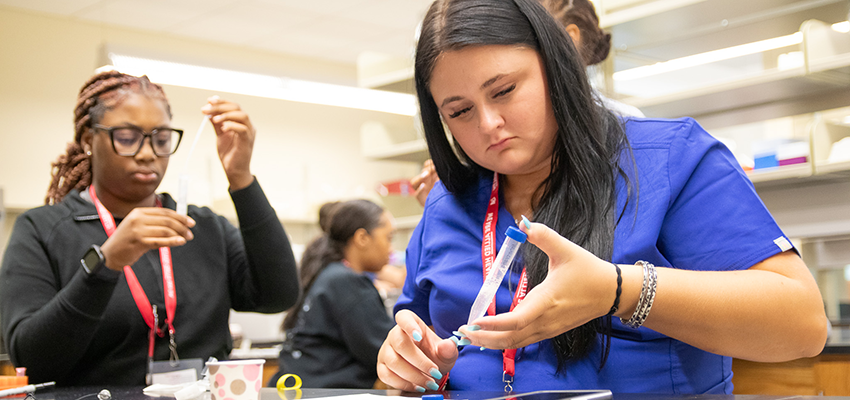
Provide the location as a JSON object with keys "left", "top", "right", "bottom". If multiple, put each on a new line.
{"left": 599, "top": 0, "right": 850, "bottom": 187}
{"left": 357, "top": 53, "right": 426, "bottom": 235}
{"left": 357, "top": 53, "right": 426, "bottom": 164}
{"left": 599, "top": 0, "right": 850, "bottom": 320}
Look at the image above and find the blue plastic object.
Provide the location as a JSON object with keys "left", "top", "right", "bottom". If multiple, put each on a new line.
{"left": 506, "top": 226, "right": 527, "bottom": 243}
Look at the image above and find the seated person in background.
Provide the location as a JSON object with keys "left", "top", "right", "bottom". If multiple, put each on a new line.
{"left": 273, "top": 199, "right": 396, "bottom": 388}
{"left": 307, "top": 201, "right": 405, "bottom": 296}
{"left": 0, "top": 70, "right": 299, "bottom": 386}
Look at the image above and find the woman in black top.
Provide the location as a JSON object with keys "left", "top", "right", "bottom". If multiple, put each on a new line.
{"left": 274, "top": 199, "right": 396, "bottom": 388}
{"left": 0, "top": 70, "right": 299, "bottom": 385}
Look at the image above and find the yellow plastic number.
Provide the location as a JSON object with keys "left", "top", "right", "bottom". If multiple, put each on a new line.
{"left": 276, "top": 374, "right": 303, "bottom": 390}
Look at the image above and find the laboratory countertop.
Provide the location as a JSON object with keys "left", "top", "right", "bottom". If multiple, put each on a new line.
{"left": 18, "top": 387, "right": 850, "bottom": 400}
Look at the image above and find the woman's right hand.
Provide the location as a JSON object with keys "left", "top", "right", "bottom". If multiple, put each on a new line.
{"left": 377, "top": 309, "right": 458, "bottom": 392}
{"left": 410, "top": 160, "right": 438, "bottom": 207}
{"left": 99, "top": 207, "right": 196, "bottom": 271}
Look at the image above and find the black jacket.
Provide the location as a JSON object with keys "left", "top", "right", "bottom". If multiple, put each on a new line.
{"left": 0, "top": 179, "right": 299, "bottom": 386}
{"left": 276, "top": 262, "right": 394, "bottom": 388}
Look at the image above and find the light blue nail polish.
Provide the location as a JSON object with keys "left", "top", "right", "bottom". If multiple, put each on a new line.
{"left": 426, "top": 381, "right": 439, "bottom": 391}
{"left": 452, "top": 330, "right": 463, "bottom": 337}
{"left": 521, "top": 215, "right": 532, "bottom": 229}
{"left": 480, "top": 346, "right": 486, "bottom": 351}
{"left": 415, "top": 386, "right": 426, "bottom": 393}
{"left": 468, "top": 325, "right": 481, "bottom": 331}
{"left": 458, "top": 338, "right": 472, "bottom": 346}
{"left": 429, "top": 368, "right": 443, "bottom": 380}
{"left": 412, "top": 330, "right": 423, "bottom": 342}
{"left": 450, "top": 336, "right": 460, "bottom": 345}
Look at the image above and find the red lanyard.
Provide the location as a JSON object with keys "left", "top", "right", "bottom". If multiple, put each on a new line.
{"left": 480, "top": 172, "right": 527, "bottom": 384}
{"left": 88, "top": 185, "right": 177, "bottom": 360}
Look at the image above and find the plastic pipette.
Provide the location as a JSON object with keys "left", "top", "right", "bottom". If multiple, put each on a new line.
{"left": 467, "top": 226, "right": 528, "bottom": 325}
{"left": 0, "top": 382, "right": 55, "bottom": 397}
{"left": 176, "top": 116, "right": 209, "bottom": 216}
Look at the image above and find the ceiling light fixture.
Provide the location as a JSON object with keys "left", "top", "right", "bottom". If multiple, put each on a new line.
{"left": 614, "top": 21, "right": 850, "bottom": 82}
{"left": 613, "top": 32, "right": 802, "bottom": 81}
{"left": 107, "top": 53, "right": 417, "bottom": 116}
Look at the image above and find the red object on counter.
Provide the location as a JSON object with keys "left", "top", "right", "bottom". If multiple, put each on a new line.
{"left": 377, "top": 179, "right": 414, "bottom": 196}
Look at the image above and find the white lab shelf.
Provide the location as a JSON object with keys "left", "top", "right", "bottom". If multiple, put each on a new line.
{"left": 748, "top": 164, "right": 814, "bottom": 187}
{"left": 621, "top": 20, "right": 850, "bottom": 130}
{"left": 363, "top": 138, "right": 429, "bottom": 163}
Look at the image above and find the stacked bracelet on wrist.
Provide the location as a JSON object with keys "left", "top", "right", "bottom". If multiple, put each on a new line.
{"left": 621, "top": 260, "right": 657, "bottom": 329}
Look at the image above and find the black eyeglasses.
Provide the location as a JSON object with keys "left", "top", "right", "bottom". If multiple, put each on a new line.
{"left": 92, "top": 124, "right": 184, "bottom": 157}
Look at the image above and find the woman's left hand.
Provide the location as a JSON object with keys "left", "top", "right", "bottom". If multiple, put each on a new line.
{"left": 202, "top": 96, "right": 255, "bottom": 191}
{"left": 459, "top": 221, "right": 620, "bottom": 349}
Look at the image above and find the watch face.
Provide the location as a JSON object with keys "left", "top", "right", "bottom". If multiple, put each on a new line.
{"left": 82, "top": 246, "right": 103, "bottom": 274}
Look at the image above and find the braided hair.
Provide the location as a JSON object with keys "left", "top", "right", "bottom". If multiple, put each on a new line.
{"left": 45, "top": 70, "right": 171, "bottom": 205}
{"left": 539, "top": 0, "right": 611, "bottom": 66}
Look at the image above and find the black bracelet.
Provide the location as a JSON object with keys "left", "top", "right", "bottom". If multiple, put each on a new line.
{"left": 606, "top": 263, "right": 622, "bottom": 316}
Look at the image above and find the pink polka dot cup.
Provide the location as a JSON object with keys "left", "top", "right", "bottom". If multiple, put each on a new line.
{"left": 206, "top": 359, "right": 266, "bottom": 400}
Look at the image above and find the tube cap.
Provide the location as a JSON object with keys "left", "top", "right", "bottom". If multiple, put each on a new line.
{"left": 505, "top": 226, "right": 527, "bottom": 243}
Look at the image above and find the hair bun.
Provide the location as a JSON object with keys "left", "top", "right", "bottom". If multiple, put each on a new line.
{"left": 587, "top": 31, "right": 612, "bottom": 66}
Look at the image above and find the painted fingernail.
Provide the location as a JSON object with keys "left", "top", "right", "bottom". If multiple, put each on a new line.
{"left": 415, "top": 386, "right": 426, "bottom": 393}
{"left": 468, "top": 325, "right": 481, "bottom": 331}
{"left": 450, "top": 336, "right": 460, "bottom": 345}
{"left": 458, "top": 338, "right": 472, "bottom": 346}
{"left": 412, "top": 330, "right": 423, "bottom": 342}
{"left": 480, "top": 346, "right": 486, "bottom": 351}
{"left": 452, "top": 330, "right": 463, "bottom": 337}
{"left": 429, "top": 368, "right": 443, "bottom": 380}
{"left": 426, "top": 381, "right": 439, "bottom": 391}
{"left": 521, "top": 215, "right": 532, "bottom": 229}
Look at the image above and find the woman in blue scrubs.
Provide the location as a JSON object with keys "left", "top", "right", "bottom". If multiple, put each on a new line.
{"left": 376, "top": 0, "right": 828, "bottom": 394}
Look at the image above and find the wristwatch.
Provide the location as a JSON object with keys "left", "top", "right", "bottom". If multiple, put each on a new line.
{"left": 81, "top": 244, "right": 106, "bottom": 276}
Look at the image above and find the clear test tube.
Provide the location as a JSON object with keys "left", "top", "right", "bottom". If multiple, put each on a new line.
{"left": 176, "top": 115, "right": 209, "bottom": 217}
{"left": 467, "top": 226, "right": 528, "bottom": 325}
{"left": 176, "top": 174, "right": 190, "bottom": 216}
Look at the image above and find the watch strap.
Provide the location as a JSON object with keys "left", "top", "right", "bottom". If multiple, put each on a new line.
{"left": 82, "top": 244, "right": 120, "bottom": 281}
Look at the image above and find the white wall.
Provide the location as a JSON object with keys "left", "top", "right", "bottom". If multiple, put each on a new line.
{"left": 0, "top": 6, "right": 419, "bottom": 232}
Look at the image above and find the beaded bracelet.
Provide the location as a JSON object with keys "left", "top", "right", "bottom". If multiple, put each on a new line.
{"left": 606, "top": 263, "right": 622, "bottom": 316}
{"left": 621, "top": 260, "right": 657, "bottom": 329}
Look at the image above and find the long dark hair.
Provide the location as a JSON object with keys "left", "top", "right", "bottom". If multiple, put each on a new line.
{"left": 415, "top": 0, "right": 631, "bottom": 371}
{"left": 282, "top": 199, "right": 386, "bottom": 330}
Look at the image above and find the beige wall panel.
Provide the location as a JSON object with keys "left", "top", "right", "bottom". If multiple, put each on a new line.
{"left": 0, "top": 7, "right": 418, "bottom": 222}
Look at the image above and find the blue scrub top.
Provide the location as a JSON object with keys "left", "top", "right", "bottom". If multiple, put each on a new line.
{"left": 395, "top": 118, "right": 793, "bottom": 394}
